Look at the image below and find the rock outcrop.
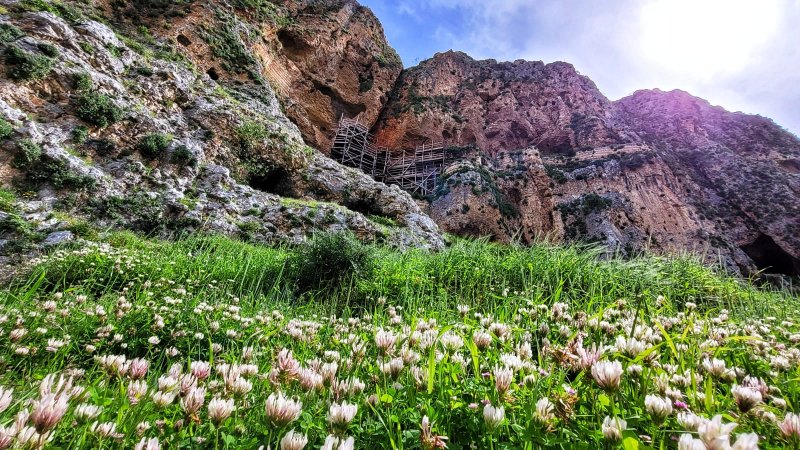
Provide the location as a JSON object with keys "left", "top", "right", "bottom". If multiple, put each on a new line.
{"left": 99, "top": 0, "right": 402, "bottom": 151}
{"left": 374, "top": 52, "right": 800, "bottom": 277}
{"left": 0, "top": 4, "right": 444, "bottom": 259}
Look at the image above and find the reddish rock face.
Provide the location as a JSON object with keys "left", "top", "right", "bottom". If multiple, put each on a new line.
{"left": 262, "top": 0, "right": 403, "bottom": 150}
{"left": 102, "top": 0, "right": 402, "bottom": 151}
{"left": 373, "top": 51, "right": 632, "bottom": 155}
{"left": 375, "top": 53, "right": 800, "bottom": 277}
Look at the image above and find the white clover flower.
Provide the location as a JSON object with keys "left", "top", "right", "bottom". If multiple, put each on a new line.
{"left": 472, "top": 330, "right": 492, "bottom": 350}
{"left": 151, "top": 391, "right": 176, "bottom": 408}
{"left": 779, "top": 412, "right": 800, "bottom": 439}
{"left": 730, "top": 433, "right": 758, "bottom": 450}
{"left": 375, "top": 329, "right": 397, "bottom": 354}
{"left": 328, "top": 401, "right": 358, "bottom": 427}
{"left": 279, "top": 429, "right": 307, "bottom": 450}
{"left": 180, "top": 387, "right": 206, "bottom": 415}
{"left": 731, "top": 385, "right": 762, "bottom": 413}
{"left": 677, "top": 412, "right": 707, "bottom": 432}
{"left": 208, "top": 397, "right": 235, "bottom": 424}
{"left": 0, "top": 387, "right": 12, "bottom": 414}
{"left": 701, "top": 358, "right": 729, "bottom": 378}
{"left": 591, "top": 360, "right": 623, "bottom": 391}
{"left": 602, "top": 416, "right": 626, "bottom": 442}
{"left": 615, "top": 336, "right": 646, "bottom": 357}
{"left": 134, "top": 437, "right": 161, "bottom": 450}
{"left": 644, "top": 395, "right": 672, "bottom": 422}
{"left": 534, "top": 397, "right": 555, "bottom": 424}
{"left": 74, "top": 403, "right": 102, "bottom": 422}
{"left": 90, "top": 421, "right": 122, "bottom": 439}
{"left": 440, "top": 331, "right": 464, "bottom": 352}
{"left": 494, "top": 366, "right": 514, "bottom": 394}
{"left": 265, "top": 392, "right": 302, "bottom": 426}
{"left": 698, "top": 415, "right": 737, "bottom": 449}
{"left": 678, "top": 434, "right": 705, "bottom": 450}
{"left": 483, "top": 403, "right": 505, "bottom": 431}
{"left": 321, "top": 435, "right": 355, "bottom": 450}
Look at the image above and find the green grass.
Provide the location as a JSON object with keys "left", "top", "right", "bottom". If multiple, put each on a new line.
{"left": 14, "top": 232, "right": 784, "bottom": 315}
{"left": 0, "top": 232, "right": 797, "bottom": 449}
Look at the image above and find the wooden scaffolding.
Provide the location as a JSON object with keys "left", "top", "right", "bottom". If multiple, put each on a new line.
{"left": 330, "top": 116, "right": 446, "bottom": 196}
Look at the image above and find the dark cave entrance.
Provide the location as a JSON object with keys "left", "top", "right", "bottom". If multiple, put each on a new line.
{"left": 176, "top": 34, "right": 192, "bottom": 47}
{"left": 343, "top": 197, "right": 383, "bottom": 218}
{"left": 248, "top": 167, "right": 293, "bottom": 197}
{"left": 741, "top": 234, "right": 799, "bottom": 276}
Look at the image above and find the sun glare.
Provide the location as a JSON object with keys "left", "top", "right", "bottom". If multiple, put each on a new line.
{"left": 639, "top": 0, "right": 781, "bottom": 78}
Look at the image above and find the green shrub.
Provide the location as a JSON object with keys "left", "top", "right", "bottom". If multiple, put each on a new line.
{"left": 92, "top": 192, "right": 166, "bottom": 232}
{"left": 136, "top": 66, "right": 154, "bottom": 77}
{"left": 71, "top": 126, "right": 89, "bottom": 144}
{"left": 24, "top": 156, "right": 96, "bottom": 190}
{"left": 0, "top": 118, "right": 13, "bottom": 140}
{"left": 290, "top": 231, "right": 373, "bottom": 293}
{"left": 76, "top": 91, "right": 124, "bottom": 127}
{"left": 137, "top": 133, "right": 173, "bottom": 158}
{"left": 73, "top": 72, "right": 92, "bottom": 91}
{"left": 170, "top": 145, "right": 196, "bottom": 166}
{"left": 36, "top": 42, "right": 59, "bottom": 57}
{"left": 65, "top": 219, "right": 97, "bottom": 240}
{"left": 545, "top": 166, "right": 568, "bottom": 184}
{"left": 4, "top": 45, "right": 55, "bottom": 81}
{"left": 236, "top": 120, "right": 268, "bottom": 150}
{"left": 106, "top": 45, "right": 123, "bottom": 58}
{"left": 200, "top": 9, "right": 264, "bottom": 81}
{"left": 0, "top": 24, "right": 24, "bottom": 43}
{"left": 20, "top": 0, "right": 83, "bottom": 23}
{"left": 14, "top": 139, "right": 41, "bottom": 168}
{"left": 359, "top": 77, "right": 373, "bottom": 93}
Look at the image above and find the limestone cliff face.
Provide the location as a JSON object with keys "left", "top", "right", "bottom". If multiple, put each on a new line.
{"left": 0, "top": 1, "right": 443, "bottom": 260}
{"left": 612, "top": 90, "right": 800, "bottom": 275}
{"left": 102, "top": 0, "right": 401, "bottom": 150}
{"left": 375, "top": 52, "right": 800, "bottom": 277}
{"left": 373, "top": 51, "right": 632, "bottom": 154}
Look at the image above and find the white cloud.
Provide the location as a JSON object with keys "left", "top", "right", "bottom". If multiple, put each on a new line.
{"left": 392, "top": 0, "right": 800, "bottom": 135}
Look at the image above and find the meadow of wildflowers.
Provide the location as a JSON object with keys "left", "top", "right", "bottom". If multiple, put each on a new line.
{"left": 0, "top": 232, "right": 797, "bottom": 449}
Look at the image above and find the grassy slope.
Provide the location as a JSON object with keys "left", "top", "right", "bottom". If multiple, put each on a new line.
{"left": 0, "top": 233, "right": 797, "bottom": 449}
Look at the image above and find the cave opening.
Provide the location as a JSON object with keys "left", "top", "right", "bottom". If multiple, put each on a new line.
{"left": 741, "top": 234, "right": 799, "bottom": 277}
{"left": 176, "top": 34, "right": 192, "bottom": 47}
{"left": 207, "top": 68, "right": 219, "bottom": 81}
{"left": 277, "top": 29, "right": 312, "bottom": 61}
{"left": 343, "top": 197, "right": 383, "bottom": 218}
{"left": 248, "top": 167, "right": 293, "bottom": 197}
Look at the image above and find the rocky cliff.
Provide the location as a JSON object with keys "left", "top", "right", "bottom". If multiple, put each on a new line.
{"left": 0, "top": 0, "right": 444, "bottom": 261}
{"left": 112, "top": 0, "right": 403, "bottom": 151}
{"left": 1, "top": 1, "right": 797, "bottom": 279}
{"left": 373, "top": 51, "right": 799, "bottom": 277}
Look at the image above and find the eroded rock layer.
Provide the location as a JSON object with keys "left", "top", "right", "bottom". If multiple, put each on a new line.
{"left": 374, "top": 52, "right": 800, "bottom": 276}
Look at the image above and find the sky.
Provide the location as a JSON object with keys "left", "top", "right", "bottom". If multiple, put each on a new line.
{"left": 359, "top": 0, "right": 800, "bottom": 137}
